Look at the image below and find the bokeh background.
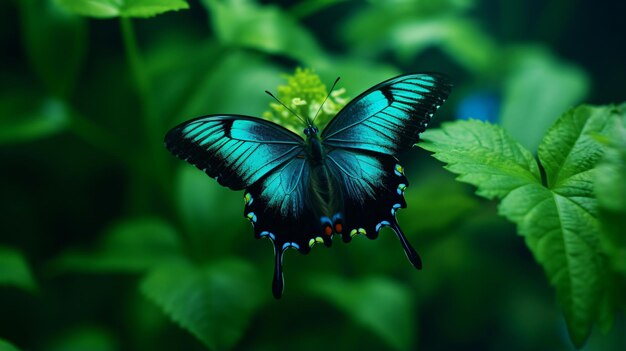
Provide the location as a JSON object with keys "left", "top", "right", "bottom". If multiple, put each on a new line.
{"left": 1, "top": 0, "right": 624, "bottom": 350}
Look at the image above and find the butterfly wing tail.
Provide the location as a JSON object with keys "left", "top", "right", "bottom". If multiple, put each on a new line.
{"left": 390, "top": 220, "right": 422, "bottom": 270}
{"left": 272, "top": 244, "right": 285, "bottom": 299}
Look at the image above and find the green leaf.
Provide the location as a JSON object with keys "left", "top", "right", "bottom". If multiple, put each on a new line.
{"left": 0, "top": 246, "right": 37, "bottom": 293}
{"left": 420, "top": 119, "right": 541, "bottom": 199}
{"left": 20, "top": 0, "right": 87, "bottom": 98}
{"left": 500, "top": 47, "right": 589, "bottom": 152}
{"left": 141, "top": 259, "right": 266, "bottom": 350}
{"left": 419, "top": 105, "right": 622, "bottom": 347}
{"left": 51, "top": 218, "right": 182, "bottom": 274}
{"left": 0, "top": 94, "right": 70, "bottom": 144}
{"left": 202, "top": 0, "right": 323, "bottom": 64}
{"left": 538, "top": 105, "right": 614, "bottom": 188}
{"left": 499, "top": 182, "right": 604, "bottom": 347}
{"left": 595, "top": 104, "right": 626, "bottom": 274}
{"left": 519, "top": 105, "right": 616, "bottom": 342}
{"left": 0, "top": 339, "right": 22, "bottom": 351}
{"left": 54, "top": 0, "right": 189, "bottom": 18}
{"left": 307, "top": 275, "right": 415, "bottom": 351}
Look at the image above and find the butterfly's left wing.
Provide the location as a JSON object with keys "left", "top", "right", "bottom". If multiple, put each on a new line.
{"left": 321, "top": 73, "right": 451, "bottom": 155}
{"left": 242, "top": 155, "right": 330, "bottom": 299}
{"left": 165, "top": 115, "right": 324, "bottom": 299}
{"left": 165, "top": 115, "right": 304, "bottom": 190}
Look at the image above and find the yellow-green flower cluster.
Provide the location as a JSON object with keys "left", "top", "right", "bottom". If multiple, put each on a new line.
{"left": 262, "top": 68, "right": 349, "bottom": 134}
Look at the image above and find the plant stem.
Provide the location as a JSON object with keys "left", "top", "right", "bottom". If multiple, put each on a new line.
{"left": 120, "top": 17, "right": 150, "bottom": 117}
{"left": 119, "top": 17, "right": 172, "bottom": 207}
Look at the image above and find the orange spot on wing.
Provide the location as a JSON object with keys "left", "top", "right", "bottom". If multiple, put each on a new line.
{"left": 334, "top": 223, "right": 343, "bottom": 233}
{"left": 324, "top": 226, "right": 333, "bottom": 236}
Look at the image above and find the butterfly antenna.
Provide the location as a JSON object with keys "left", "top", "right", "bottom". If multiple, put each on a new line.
{"left": 265, "top": 90, "right": 307, "bottom": 125}
{"left": 312, "top": 77, "right": 341, "bottom": 123}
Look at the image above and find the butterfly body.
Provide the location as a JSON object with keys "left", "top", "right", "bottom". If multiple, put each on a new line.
{"left": 304, "top": 129, "right": 324, "bottom": 165}
{"left": 165, "top": 73, "right": 452, "bottom": 298}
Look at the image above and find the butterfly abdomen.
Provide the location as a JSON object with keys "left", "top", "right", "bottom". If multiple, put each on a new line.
{"left": 306, "top": 134, "right": 345, "bottom": 220}
{"left": 309, "top": 163, "right": 343, "bottom": 222}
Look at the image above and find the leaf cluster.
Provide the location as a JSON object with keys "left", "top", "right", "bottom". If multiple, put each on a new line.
{"left": 420, "top": 104, "right": 626, "bottom": 347}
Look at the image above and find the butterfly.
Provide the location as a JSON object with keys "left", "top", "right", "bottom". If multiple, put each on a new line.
{"left": 165, "top": 73, "right": 451, "bottom": 298}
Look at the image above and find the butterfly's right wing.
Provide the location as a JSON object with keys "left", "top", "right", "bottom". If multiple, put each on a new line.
{"left": 323, "top": 148, "right": 421, "bottom": 269}
{"left": 318, "top": 74, "right": 452, "bottom": 269}
{"left": 321, "top": 73, "right": 451, "bottom": 155}
{"left": 165, "top": 115, "right": 305, "bottom": 190}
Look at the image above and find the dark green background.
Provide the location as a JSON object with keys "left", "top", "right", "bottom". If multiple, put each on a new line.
{"left": 1, "top": 0, "right": 624, "bottom": 350}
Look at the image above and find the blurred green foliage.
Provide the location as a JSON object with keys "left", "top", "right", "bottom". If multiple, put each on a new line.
{"left": 141, "top": 259, "right": 266, "bottom": 350}
{"left": 54, "top": 0, "right": 190, "bottom": 18}
{"left": 0, "top": 338, "right": 22, "bottom": 351}
{"left": 1, "top": 0, "right": 625, "bottom": 350}
{"left": 0, "top": 247, "right": 37, "bottom": 293}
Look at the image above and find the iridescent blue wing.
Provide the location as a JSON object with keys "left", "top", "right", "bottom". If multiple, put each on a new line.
{"left": 165, "top": 115, "right": 322, "bottom": 299}
{"left": 165, "top": 115, "right": 304, "bottom": 190}
{"left": 324, "top": 149, "right": 420, "bottom": 269}
{"left": 242, "top": 156, "right": 329, "bottom": 299}
{"left": 319, "top": 73, "right": 452, "bottom": 270}
{"left": 321, "top": 73, "right": 451, "bottom": 154}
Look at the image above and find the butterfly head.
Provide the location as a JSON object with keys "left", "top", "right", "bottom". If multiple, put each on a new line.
{"left": 304, "top": 126, "right": 319, "bottom": 138}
